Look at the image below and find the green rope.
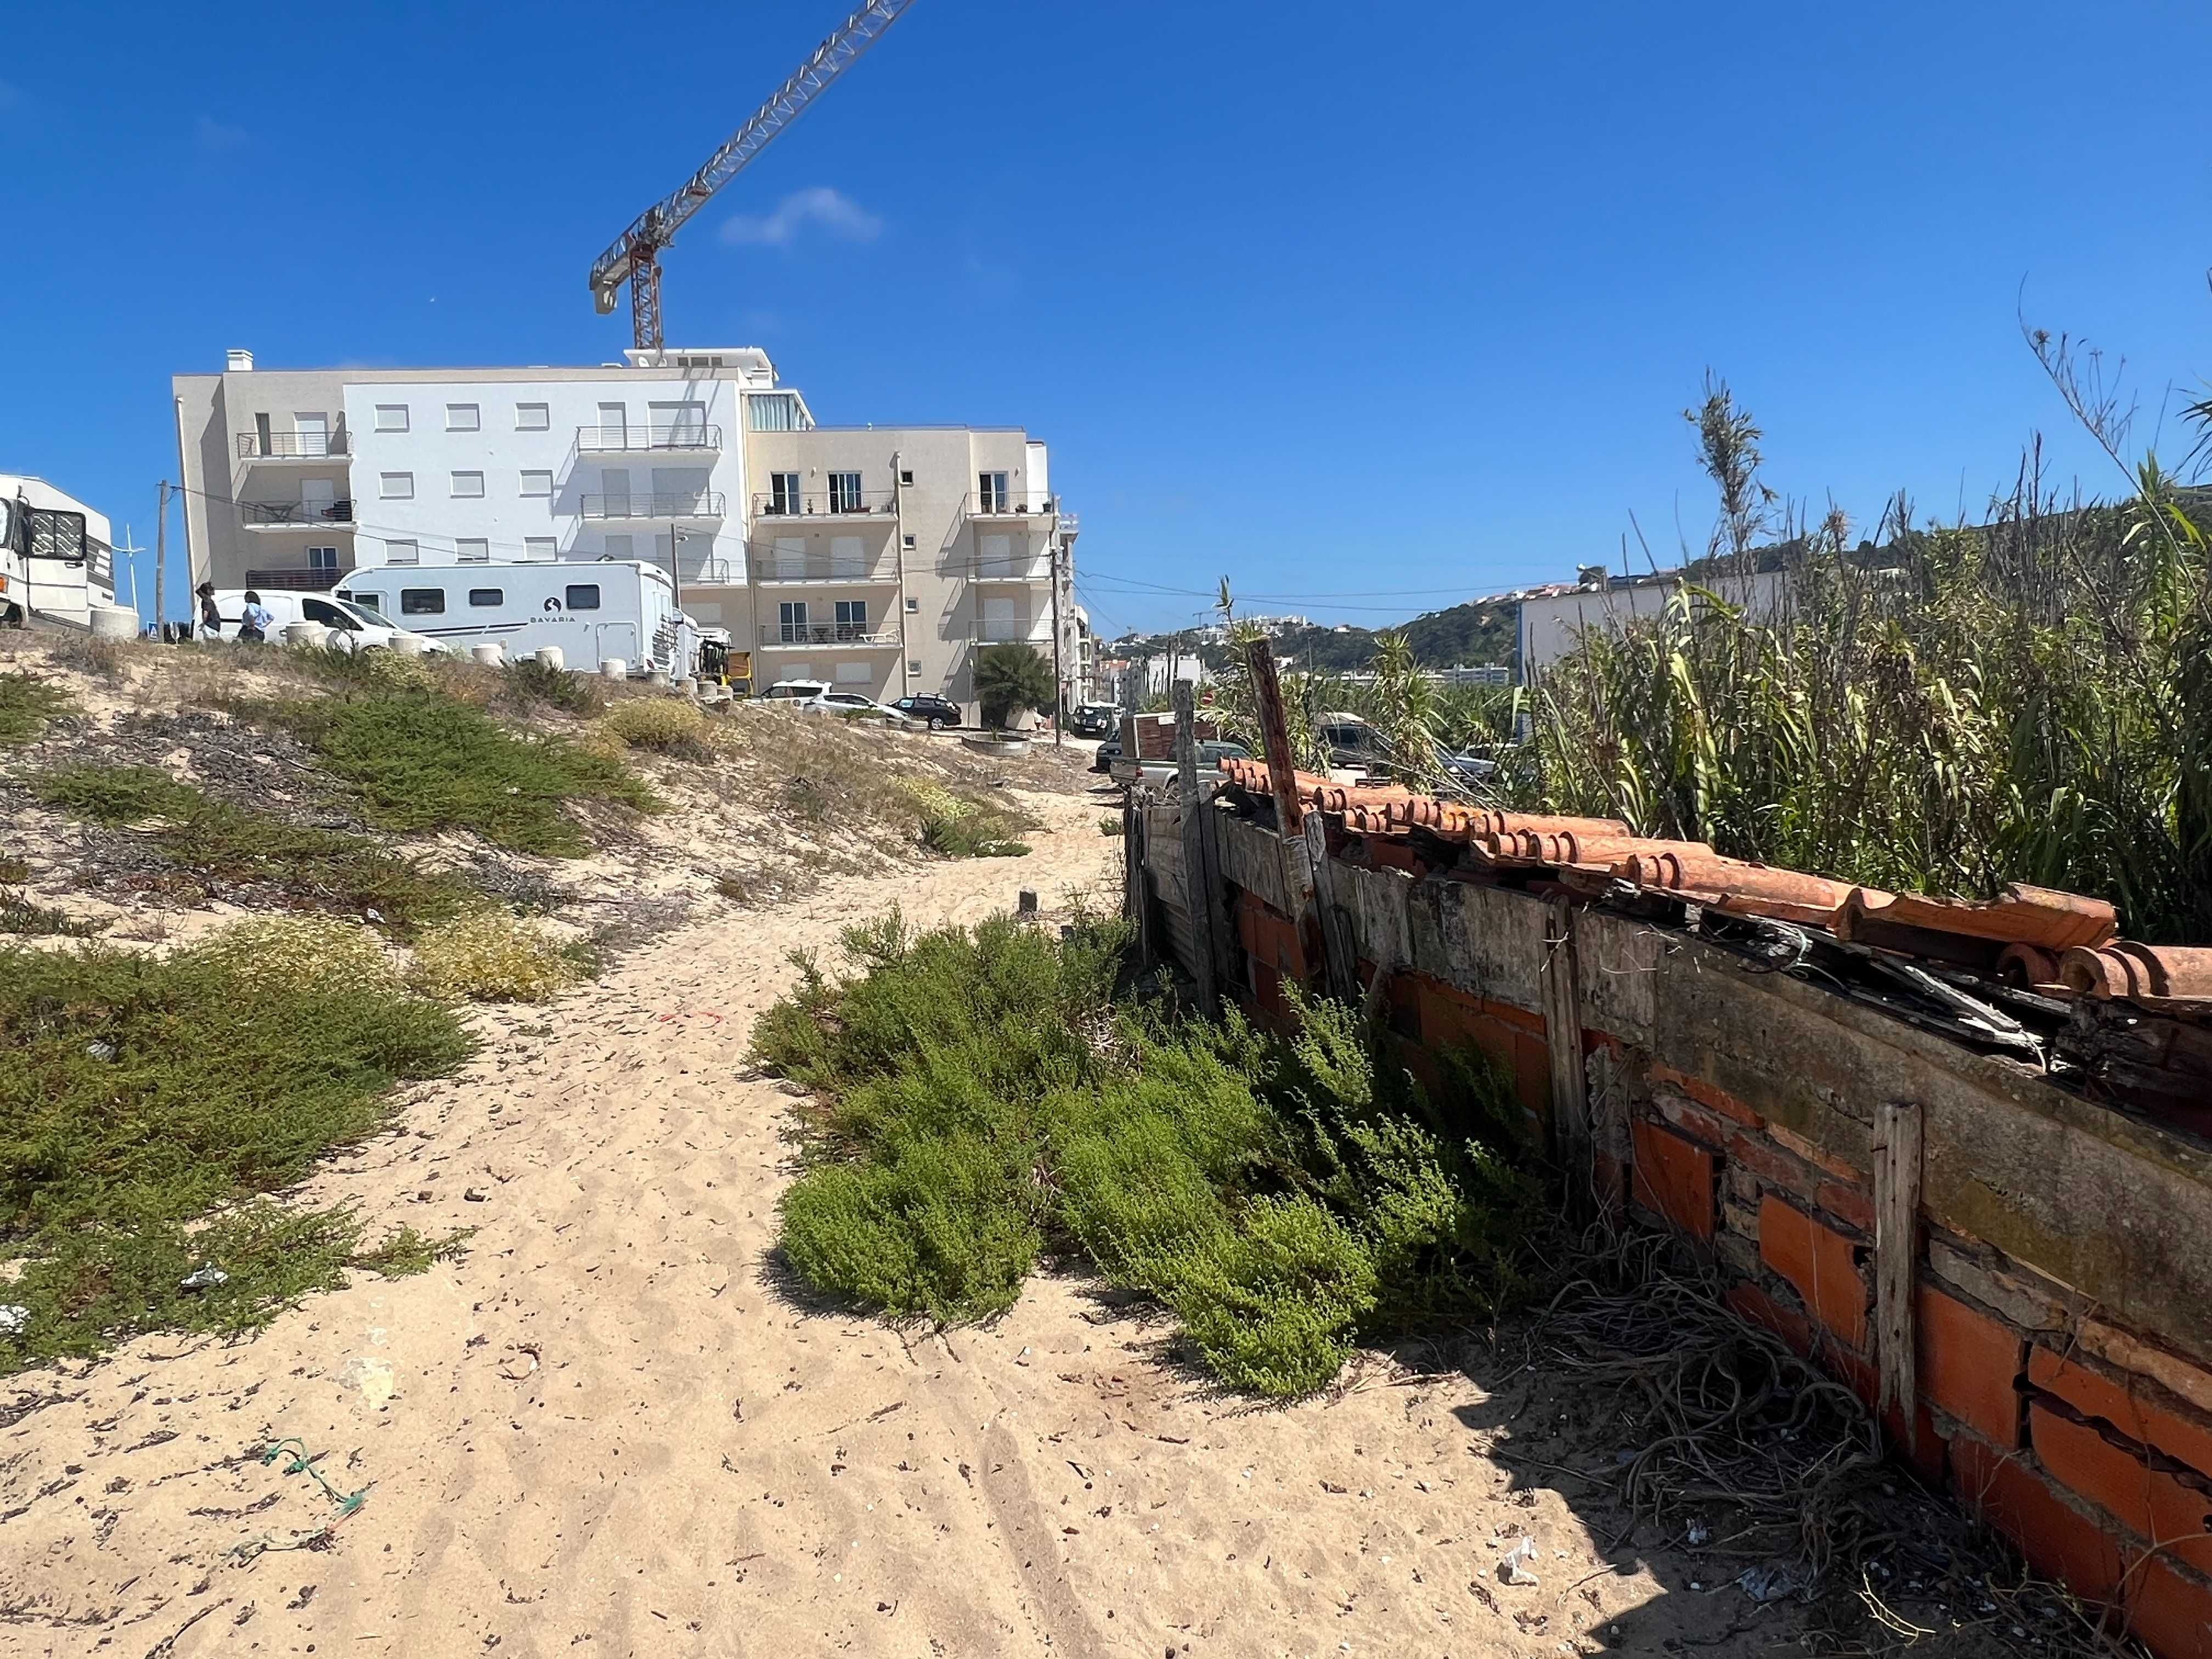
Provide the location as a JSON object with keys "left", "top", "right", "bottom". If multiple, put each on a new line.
{"left": 257, "top": 1436, "right": 370, "bottom": 1518}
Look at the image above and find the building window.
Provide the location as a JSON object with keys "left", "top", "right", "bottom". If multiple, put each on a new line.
{"left": 748, "top": 392, "right": 803, "bottom": 432}
{"left": 386, "top": 539, "right": 419, "bottom": 565}
{"left": 307, "top": 546, "right": 338, "bottom": 572}
{"left": 778, "top": 600, "right": 808, "bottom": 642}
{"left": 450, "top": 471, "right": 485, "bottom": 498}
{"left": 520, "top": 470, "right": 553, "bottom": 497}
{"left": 374, "top": 404, "right": 409, "bottom": 433}
{"left": 899, "top": 469, "right": 914, "bottom": 487}
{"left": 515, "top": 402, "right": 550, "bottom": 431}
{"left": 469, "top": 588, "right": 505, "bottom": 607}
{"left": 565, "top": 584, "right": 601, "bottom": 611}
{"left": 834, "top": 600, "right": 868, "bottom": 639}
{"left": 827, "top": 471, "right": 864, "bottom": 513}
{"left": 456, "top": 539, "right": 489, "bottom": 562}
{"left": 380, "top": 472, "right": 414, "bottom": 500}
{"left": 902, "top": 533, "right": 916, "bottom": 550}
{"left": 767, "top": 472, "right": 800, "bottom": 516}
{"left": 905, "top": 596, "right": 919, "bottom": 613}
{"left": 400, "top": 588, "right": 446, "bottom": 615}
{"left": 523, "top": 537, "right": 556, "bottom": 562}
{"left": 834, "top": 661, "right": 872, "bottom": 684}
{"left": 907, "top": 659, "right": 923, "bottom": 676}
{"left": 446, "top": 403, "right": 480, "bottom": 432}
{"left": 978, "top": 471, "right": 1009, "bottom": 512}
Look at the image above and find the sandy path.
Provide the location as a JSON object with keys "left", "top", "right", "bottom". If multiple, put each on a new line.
{"left": 2, "top": 786, "right": 1772, "bottom": 1659}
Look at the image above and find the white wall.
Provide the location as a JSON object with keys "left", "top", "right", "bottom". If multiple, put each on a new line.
{"left": 342, "top": 378, "right": 748, "bottom": 580}
{"left": 1516, "top": 569, "right": 1795, "bottom": 680}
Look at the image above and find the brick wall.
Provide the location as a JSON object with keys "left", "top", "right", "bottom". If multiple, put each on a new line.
{"left": 1202, "top": 820, "right": 2212, "bottom": 1656}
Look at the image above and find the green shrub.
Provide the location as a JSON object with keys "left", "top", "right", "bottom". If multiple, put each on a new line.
{"left": 262, "top": 687, "right": 656, "bottom": 855}
{"left": 595, "top": 697, "right": 708, "bottom": 752}
{"left": 32, "top": 764, "right": 472, "bottom": 935}
{"left": 506, "top": 656, "right": 608, "bottom": 718}
{"left": 0, "top": 889, "right": 102, "bottom": 937}
{"left": 0, "top": 925, "right": 476, "bottom": 1370}
{"left": 409, "top": 907, "right": 595, "bottom": 1002}
{"left": 754, "top": 911, "right": 1539, "bottom": 1396}
{"left": 0, "top": 671, "right": 71, "bottom": 747}
{"left": 900, "top": 780, "right": 1032, "bottom": 859}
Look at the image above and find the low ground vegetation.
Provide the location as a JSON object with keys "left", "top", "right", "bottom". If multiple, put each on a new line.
{"left": 0, "top": 918, "right": 476, "bottom": 1370}
{"left": 754, "top": 912, "right": 1542, "bottom": 1395}
{"left": 408, "top": 906, "right": 596, "bottom": 1002}
{"left": 0, "top": 669, "right": 71, "bottom": 747}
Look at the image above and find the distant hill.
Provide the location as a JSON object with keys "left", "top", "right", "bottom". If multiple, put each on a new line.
{"left": 1152, "top": 597, "right": 1520, "bottom": 676}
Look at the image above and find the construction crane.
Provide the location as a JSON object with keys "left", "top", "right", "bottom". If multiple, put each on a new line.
{"left": 589, "top": 0, "right": 921, "bottom": 352}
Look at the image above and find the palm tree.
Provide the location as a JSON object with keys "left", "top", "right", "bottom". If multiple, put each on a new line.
{"left": 974, "top": 642, "right": 1055, "bottom": 730}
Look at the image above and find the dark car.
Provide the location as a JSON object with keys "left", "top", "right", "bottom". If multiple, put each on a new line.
{"left": 1090, "top": 735, "right": 1122, "bottom": 774}
{"left": 1068, "top": 703, "right": 1118, "bottom": 738}
{"left": 891, "top": 694, "right": 961, "bottom": 731}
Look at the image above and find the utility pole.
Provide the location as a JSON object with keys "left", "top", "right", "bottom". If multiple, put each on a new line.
{"left": 1048, "top": 531, "right": 1063, "bottom": 747}
{"left": 153, "top": 481, "right": 169, "bottom": 641}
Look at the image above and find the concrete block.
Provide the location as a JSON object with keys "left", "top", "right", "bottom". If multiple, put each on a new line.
{"left": 2029, "top": 1403, "right": 2212, "bottom": 1578}
{"left": 2029, "top": 1347, "right": 2212, "bottom": 1484}
{"left": 1951, "top": 1429, "right": 2126, "bottom": 1607}
{"left": 1630, "top": 1119, "right": 1716, "bottom": 1240}
{"left": 1759, "top": 1194, "right": 1869, "bottom": 1351}
{"left": 1918, "top": 1285, "right": 2027, "bottom": 1449}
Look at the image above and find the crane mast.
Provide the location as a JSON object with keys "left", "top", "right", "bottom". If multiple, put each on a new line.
{"left": 589, "top": 0, "right": 920, "bottom": 351}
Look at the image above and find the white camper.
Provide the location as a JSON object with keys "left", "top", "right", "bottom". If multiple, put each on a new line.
{"left": 335, "top": 561, "right": 701, "bottom": 676}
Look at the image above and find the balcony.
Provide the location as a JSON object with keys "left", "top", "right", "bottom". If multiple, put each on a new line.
{"left": 236, "top": 431, "right": 349, "bottom": 460}
{"left": 759, "top": 622, "right": 900, "bottom": 648}
{"left": 964, "top": 490, "right": 1059, "bottom": 522}
{"left": 970, "top": 555, "right": 1052, "bottom": 584}
{"left": 751, "top": 488, "right": 897, "bottom": 520}
{"left": 576, "top": 424, "right": 722, "bottom": 453}
{"left": 243, "top": 565, "right": 348, "bottom": 592}
{"left": 755, "top": 555, "right": 901, "bottom": 586}
{"left": 241, "top": 499, "right": 355, "bottom": 530}
{"left": 975, "top": 620, "right": 1051, "bottom": 645}
{"left": 579, "top": 492, "right": 726, "bottom": 523}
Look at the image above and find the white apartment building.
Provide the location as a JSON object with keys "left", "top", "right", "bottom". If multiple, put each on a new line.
{"left": 172, "top": 347, "right": 1076, "bottom": 713}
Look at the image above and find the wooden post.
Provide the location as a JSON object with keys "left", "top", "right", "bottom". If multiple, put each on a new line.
{"left": 1541, "top": 895, "right": 1592, "bottom": 1210}
{"left": 1242, "top": 637, "right": 1302, "bottom": 837}
{"left": 1172, "top": 681, "right": 1220, "bottom": 1014}
{"left": 1874, "top": 1101, "right": 1926, "bottom": 1454}
{"left": 1302, "top": 810, "right": 1357, "bottom": 1002}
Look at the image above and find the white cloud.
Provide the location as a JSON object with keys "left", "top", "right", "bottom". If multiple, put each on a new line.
{"left": 719, "top": 187, "right": 882, "bottom": 249}
{"left": 195, "top": 115, "right": 246, "bottom": 154}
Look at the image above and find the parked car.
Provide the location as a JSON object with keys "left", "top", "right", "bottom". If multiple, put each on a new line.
{"left": 890, "top": 693, "right": 962, "bottom": 730}
{"left": 206, "top": 588, "right": 445, "bottom": 654}
{"left": 1068, "top": 703, "right": 1119, "bottom": 737}
{"left": 800, "top": 690, "right": 909, "bottom": 721}
{"left": 1110, "top": 738, "right": 1252, "bottom": 783}
{"left": 761, "top": 679, "right": 832, "bottom": 702}
{"left": 1090, "top": 735, "right": 1122, "bottom": 774}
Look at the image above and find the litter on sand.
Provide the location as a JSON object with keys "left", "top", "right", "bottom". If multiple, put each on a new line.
{"left": 178, "top": 1263, "right": 229, "bottom": 1290}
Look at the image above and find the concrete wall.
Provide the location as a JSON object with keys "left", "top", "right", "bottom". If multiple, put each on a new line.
{"left": 1517, "top": 570, "right": 1795, "bottom": 680}
{"left": 1171, "top": 807, "right": 2212, "bottom": 1657}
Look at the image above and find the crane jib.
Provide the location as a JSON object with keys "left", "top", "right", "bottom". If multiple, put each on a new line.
{"left": 585, "top": 0, "right": 919, "bottom": 342}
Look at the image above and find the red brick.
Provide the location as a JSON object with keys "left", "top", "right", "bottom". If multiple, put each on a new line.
{"left": 1649, "top": 1090, "right": 1733, "bottom": 1149}
{"left": 2030, "top": 1404, "right": 2212, "bottom": 1578}
{"left": 1919, "top": 1286, "right": 2026, "bottom": 1449}
{"left": 1951, "top": 1430, "right": 2126, "bottom": 1606}
{"left": 1823, "top": 1335, "right": 1879, "bottom": 1406}
{"left": 1727, "top": 1280, "right": 1813, "bottom": 1356}
{"left": 1758, "top": 1195, "right": 1869, "bottom": 1350}
{"left": 1816, "top": 1179, "right": 1876, "bottom": 1234}
{"left": 1511, "top": 1033, "right": 1551, "bottom": 1123}
{"left": 1724, "top": 1128, "right": 1819, "bottom": 1200}
{"left": 1768, "top": 1121, "right": 1866, "bottom": 1186}
{"left": 1630, "top": 1120, "right": 1717, "bottom": 1241}
{"left": 2128, "top": 1556, "right": 2212, "bottom": 1659}
{"left": 2030, "top": 1347, "right": 2212, "bottom": 1486}
{"left": 1646, "top": 1060, "right": 1763, "bottom": 1127}
{"left": 1882, "top": 1394, "right": 1947, "bottom": 1489}
{"left": 1481, "top": 997, "right": 1547, "bottom": 1038}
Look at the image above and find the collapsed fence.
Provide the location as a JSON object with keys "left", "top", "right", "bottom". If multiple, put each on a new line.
{"left": 1117, "top": 653, "right": 2212, "bottom": 1658}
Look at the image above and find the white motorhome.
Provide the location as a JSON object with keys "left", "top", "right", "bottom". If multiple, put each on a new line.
{"left": 335, "top": 561, "right": 703, "bottom": 676}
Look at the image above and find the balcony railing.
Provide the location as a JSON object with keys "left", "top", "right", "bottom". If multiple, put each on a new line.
{"left": 236, "top": 431, "right": 349, "bottom": 459}
{"left": 244, "top": 566, "right": 347, "bottom": 591}
{"left": 751, "top": 488, "right": 898, "bottom": 518}
{"left": 575, "top": 424, "right": 722, "bottom": 452}
{"left": 964, "top": 490, "right": 1058, "bottom": 520}
{"left": 579, "top": 492, "right": 725, "bottom": 521}
{"left": 760, "top": 622, "right": 900, "bottom": 647}
{"left": 241, "top": 499, "right": 355, "bottom": 527}
{"left": 970, "top": 557, "right": 1051, "bottom": 582}
{"left": 757, "top": 557, "right": 901, "bottom": 585}
{"left": 977, "top": 622, "right": 1049, "bottom": 645}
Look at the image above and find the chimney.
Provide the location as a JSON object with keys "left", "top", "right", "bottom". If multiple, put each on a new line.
{"left": 226, "top": 348, "right": 255, "bottom": 372}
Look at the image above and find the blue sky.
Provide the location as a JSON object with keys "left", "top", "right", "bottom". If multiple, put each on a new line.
{"left": 3, "top": 1, "right": 2208, "bottom": 636}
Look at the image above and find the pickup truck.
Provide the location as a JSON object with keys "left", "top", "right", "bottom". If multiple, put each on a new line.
{"left": 1107, "top": 738, "right": 1251, "bottom": 786}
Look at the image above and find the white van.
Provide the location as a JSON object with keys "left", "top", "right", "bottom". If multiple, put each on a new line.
{"left": 205, "top": 589, "right": 444, "bottom": 652}
{"left": 336, "top": 561, "right": 700, "bottom": 677}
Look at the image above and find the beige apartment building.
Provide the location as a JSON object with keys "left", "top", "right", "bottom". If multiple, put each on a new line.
{"left": 171, "top": 346, "right": 1077, "bottom": 713}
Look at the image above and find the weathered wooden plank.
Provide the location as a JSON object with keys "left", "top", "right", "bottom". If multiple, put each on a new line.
{"left": 1874, "top": 1100, "right": 1925, "bottom": 1452}
{"left": 1304, "top": 815, "right": 1357, "bottom": 1000}
{"left": 1542, "top": 896, "right": 1592, "bottom": 1203}
{"left": 1216, "top": 812, "right": 1293, "bottom": 915}
{"left": 1245, "top": 637, "right": 1304, "bottom": 837}
{"left": 1338, "top": 861, "right": 1414, "bottom": 974}
{"left": 1174, "top": 681, "right": 1221, "bottom": 1014}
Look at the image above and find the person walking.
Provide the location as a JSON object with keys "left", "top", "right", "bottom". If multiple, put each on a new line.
{"left": 195, "top": 581, "right": 221, "bottom": 641}
{"left": 237, "top": 590, "right": 274, "bottom": 645}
